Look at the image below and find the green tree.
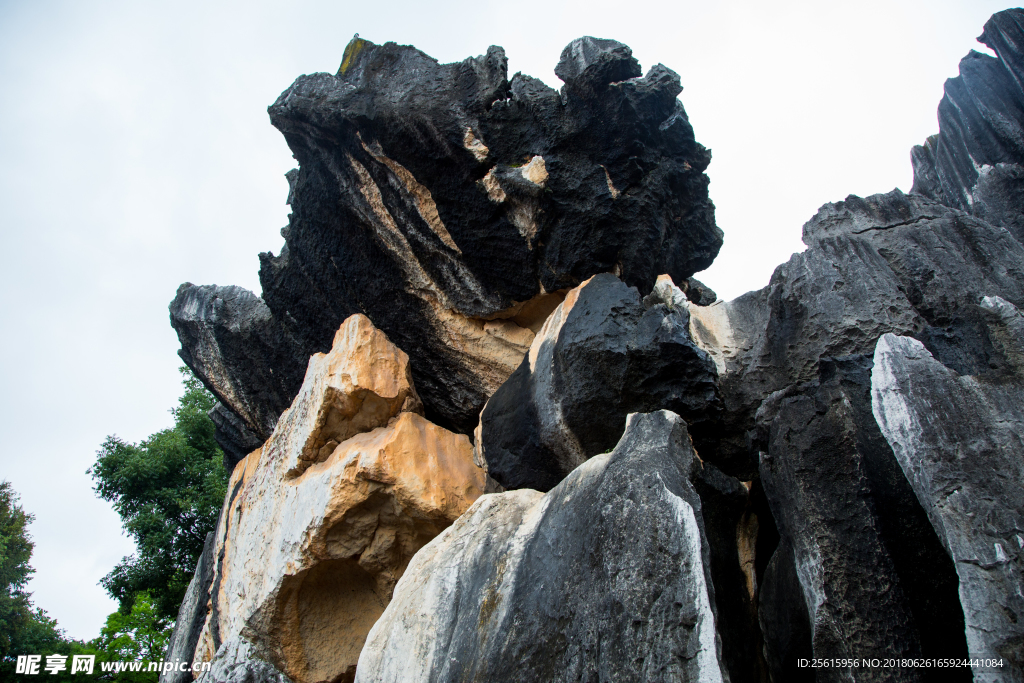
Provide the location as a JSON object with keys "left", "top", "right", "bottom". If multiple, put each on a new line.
{"left": 0, "top": 481, "right": 34, "bottom": 659}
{"left": 90, "top": 368, "right": 228, "bottom": 621}
{"left": 0, "top": 482, "right": 86, "bottom": 681}
{"left": 85, "top": 591, "right": 170, "bottom": 682}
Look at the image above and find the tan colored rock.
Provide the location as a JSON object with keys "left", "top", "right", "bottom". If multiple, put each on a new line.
{"left": 281, "top": 313, "right": 423, "bottom": 477}
{"left": 191, "top": 315, "right": 486, "bottom": 683}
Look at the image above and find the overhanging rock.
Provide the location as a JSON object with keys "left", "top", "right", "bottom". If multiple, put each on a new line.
{"left": 172, "top": 34, "right": 722, "bottom": 443}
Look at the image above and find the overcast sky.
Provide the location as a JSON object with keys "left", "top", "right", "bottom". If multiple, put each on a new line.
{"left": 0, "top": 0, "right": 1013, "bottom": 640}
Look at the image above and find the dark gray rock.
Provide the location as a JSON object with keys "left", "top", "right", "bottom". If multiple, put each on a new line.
{"left": 873, "top": 319, "right": 1024, "bottom": 680}
{"left": 476, "top": 273, "right": 721, "bottom": 492}
{"left": 684, "top": 187, "right": 1023, "bottom": 680}
{"left": 910, "top": 9, "right": 1024, "bottom": 243}
{"left": 169, "top": 284, "right": 307, "bottom": 462}
{"left": 208, "top": 403, "right": 264, "bottom": 471}
{"left": 161, "top": 533, "right": 217, "bottom": 683}
{"left": 755, "top": 355, "right": 968, "bottom": 682}
{"left": 247, "top": 35, "right": 720, "bottom": 435}
{"left": 690, "top": 189, "right": 1024, "bottom": 479}
{"left": 757, "top": 539, "right": 813, "bottom": 683}
{"left": 356, "top": 410, "right": 730, "bottom": 683}
{"left": 690, "top": 460, "right": 769, "bottom": 683}
{"left": 684, "top": 276, "right": 717, "bottom": 306}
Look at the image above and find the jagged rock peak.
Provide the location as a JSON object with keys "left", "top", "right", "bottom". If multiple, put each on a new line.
{"left": 554, "top": 36, "right": 641, "bottom": 85}
{"left": 169, "top": 283, "right": 307, "bottom": 466}
{"left": 255, "top": 34, "right": 721, "bottom": 435}
{"left": 910, "top": 8, "right": 1024, "bottom": 242}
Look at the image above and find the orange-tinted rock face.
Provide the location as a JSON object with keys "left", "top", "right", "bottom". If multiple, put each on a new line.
{"left": 191, "top": 315, "right": 486, "bottom": 683}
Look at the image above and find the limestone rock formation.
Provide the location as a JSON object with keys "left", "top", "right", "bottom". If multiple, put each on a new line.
{"left": 185, "top": 315, "right": 486, "bottom": 683}
{"left": 475, "top": 272, "right": 721, "bottom": 491}
{"left": 688, "top": 189, "right": 1024, "bottom": 479}
{"left": 196, "top": 638, "right": 293, "bottom": 683}
{"left": 754, "top": 356, "right": 967, "bottom": 682}
{"left": 681, "top": 189, "right": 1024, "bottom": 681}
{"left": 356, "top": 411, "right": 730, "bottom": 683}
{"left": 910, "top": 9, "right": 1024, "bottom": 242}
{"left": 172, "top": 35, "right": 721, "bottom": 443}
{"left": 162, "top": 10, "right": 1024, "bottom": 683}
{"left": 873, "top": 326, "right": 1024, "bottom": 679}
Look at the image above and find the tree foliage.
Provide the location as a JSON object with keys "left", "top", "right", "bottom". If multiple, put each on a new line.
{"left": 90, "top": 368, "right": 228, "bottom": 620}
{"left": 0, "top": 481, "right": 36, "bottom": 659}
{"left": 86, "top": 591, "right": 171, "bottom": 682}
{"left": 0, "top": 482, "right": 85, "bottom": 681}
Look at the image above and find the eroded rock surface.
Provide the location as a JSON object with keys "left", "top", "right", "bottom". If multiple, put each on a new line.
{"left": 476, "top": 272, "right": 721, "bottom": 491}
{"left": 184, "top": 315, "right": 485, "bottom": 683}
{"left": 196, "top": 638, "right": 293, "bottom": 683}
{"left": 356, "top": 411, "right": 729, "bottom": 683}
{"left": 910, "top": 9, "right": 1024, "bottom": 242}
{"left": 682, "top": 190, "right": 1023, "bottom": 679}
{"left": 173, "top": 34, "right": 721, "bottom": 441}
{"left": 873, "top": 328, "right": 1024, "bottom": 681}
{"left": 690, "top": 189, "right": 1024, "bottom": 479}
{"left": 755, "top": 356, "right": 967, "bottom": 682}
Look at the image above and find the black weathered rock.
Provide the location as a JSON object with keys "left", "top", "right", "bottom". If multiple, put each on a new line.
{"left": 910, "top": 9, "right": 1024, "bottom": 243}
{"left": 161, "top": 533, "right": 217, "bottom": 683}
{"left": 251, "top": 35, "right": 720, "bottom": 435}
{"left": 686, "top": 187, "right": 1023, "bottom": 680}
{"left": 357, "top": 411, "right": 731, "bottom": 683}
{"left": 755, "top": 355, "right": 967, "bottom": 682}
{"left": 169, "top": 284, "right": 307, "bottom": 461}
{"left": 477, "top": 273, "right": 721, "bottom": 491}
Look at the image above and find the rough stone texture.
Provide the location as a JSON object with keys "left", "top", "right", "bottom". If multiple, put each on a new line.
{"left": 196, "top": 638, "right": 293, "bottom": 683}
{"left": 873, "top": 326, "right": 1024, "bottom": 681}
{"left": 170, "top": 34, "right": 721, "bottom": 441}
{"left": 683, "top": 189, "right": 1023, "bottom": 679}
{"left": 475, "top": 273, "right": 721, "bottom": 491}
{"left": 689, "top": 189, "right": 1024, "bottom": 479}
{"left": 160, "top": 532, "right": 217, "bottom": 683}
{"left": 169, "top": 284, "right": 307, "bottom": 464}
{"left": 186, "top": 315, "right": 486, "bottom": 683}
{"left": 754, "top": 355, "right": 968, "bottom": 683}
{"left": 910, "top": 9, "right": 1024, "bottom": 243}
{"left": 356, "top": 410, "right": 730, "bottom": 683}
